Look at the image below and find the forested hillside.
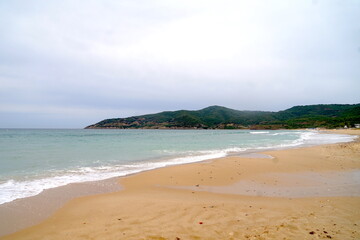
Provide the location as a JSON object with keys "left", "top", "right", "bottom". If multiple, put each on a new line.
{"left": 85, "top": 104, "right": 360, "bottom": 129}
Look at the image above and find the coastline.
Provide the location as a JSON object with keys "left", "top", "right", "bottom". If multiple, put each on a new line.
{"left": 0, "top": 177, "right": 122, "bottom": 236}
{"left": 1, "top": 129, "right": 359, "bottom": 239}
{"left": 0, "top": 129, "right": 355, "bottom": 207}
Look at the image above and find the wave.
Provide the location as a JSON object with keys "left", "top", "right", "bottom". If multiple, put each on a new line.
{"left": 0, "top": 147, "right": 247, "bottom": 204}
{"left": 0, "top": 130, "right": 356, "bottom": 205}
{"left": 270, "top": 131, "right": 302, "bottom": 136}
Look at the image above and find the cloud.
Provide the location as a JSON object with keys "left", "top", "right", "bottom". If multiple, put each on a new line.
{"left": 0, "top": 0, "right": 359, "bottom": 127}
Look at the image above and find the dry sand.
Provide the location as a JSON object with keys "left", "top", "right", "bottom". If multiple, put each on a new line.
{"left": 1, "top": 130, "right": 360, "bottom": 240}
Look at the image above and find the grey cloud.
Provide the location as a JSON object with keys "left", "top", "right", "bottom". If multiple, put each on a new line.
{"left": 0, "top": 0, "right": 359, "bottom": 128}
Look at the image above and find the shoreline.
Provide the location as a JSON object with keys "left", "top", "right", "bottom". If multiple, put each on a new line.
{"left": 1, "top": 129, "right": 356, "bottom": 206}
{"left": 0, "top": 177, "right": 122, "bottom": 236}
{"left": 1, "top": 129, "right": 359, "bottom": 239}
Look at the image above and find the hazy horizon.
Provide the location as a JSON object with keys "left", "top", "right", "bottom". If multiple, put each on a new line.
{"left": 1, "top": 0, "right": 359, "bottom": 128}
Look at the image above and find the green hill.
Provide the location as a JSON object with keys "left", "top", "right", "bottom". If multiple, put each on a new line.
{"left": 85, "top": 104, "right": 360, "bottom": 129}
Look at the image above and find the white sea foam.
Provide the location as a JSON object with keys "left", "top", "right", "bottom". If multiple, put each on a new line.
{"left": 0, "top": 130, "right": 356, "bottom": 205}
{"left": 0, "top": 153, "right": 206, "bottom": 204}
{"left": 271, "top": 131, "right": 302, "bottom": 136}
{"left": 0, "top": 147, "right": 248, "bottom": 204}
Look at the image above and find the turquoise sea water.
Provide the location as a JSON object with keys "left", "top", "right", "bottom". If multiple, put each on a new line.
{"left": 0, "top": 129, "right": 356, "bottom": 204}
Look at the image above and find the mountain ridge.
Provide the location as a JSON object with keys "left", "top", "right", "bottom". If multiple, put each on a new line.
{"left": 85, "top": 104, "right": 360, "bottom": 129}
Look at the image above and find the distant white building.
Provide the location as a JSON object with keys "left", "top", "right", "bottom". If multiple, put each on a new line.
{"left": 355, "top": 124, "right": 360, "bottom": 129}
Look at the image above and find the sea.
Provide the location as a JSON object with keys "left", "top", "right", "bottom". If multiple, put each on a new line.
{"left": 0, "top": 129, "right": 356, "bottom": 205}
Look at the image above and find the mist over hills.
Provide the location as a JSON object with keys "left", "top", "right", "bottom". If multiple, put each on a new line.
{"left": 85, "top": 104, "right": 360, "bottom": 130}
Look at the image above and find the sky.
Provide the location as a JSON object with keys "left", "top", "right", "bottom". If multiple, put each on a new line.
{"left": 0, "top": 0, "right": 359, "bottom": 128}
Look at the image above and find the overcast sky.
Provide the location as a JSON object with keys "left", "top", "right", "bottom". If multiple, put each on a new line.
{"left": 0, "top": 0, "right": 359, "bottom": 128}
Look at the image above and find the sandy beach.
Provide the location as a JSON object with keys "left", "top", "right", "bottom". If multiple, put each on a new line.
{"left": 1, "top": 129, "right": 359, "bottom": 240}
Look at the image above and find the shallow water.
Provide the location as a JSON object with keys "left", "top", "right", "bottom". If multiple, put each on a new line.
{"left": 0, "top": 129, "right": 356, "bottom": 204}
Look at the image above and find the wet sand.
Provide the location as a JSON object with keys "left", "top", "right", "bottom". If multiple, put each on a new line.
{"left": 178, "top": 170, "right": 360, "bottom": 197}
{"left": 1, "top": 129, "right": 359, "bottom": 239}
{"left": 0, "top": 178, "right": 121, "bottom": 236}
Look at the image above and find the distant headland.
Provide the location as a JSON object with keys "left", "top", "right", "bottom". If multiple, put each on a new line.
{"left": 85, "top": 104, "right": 360, "bottom": 130}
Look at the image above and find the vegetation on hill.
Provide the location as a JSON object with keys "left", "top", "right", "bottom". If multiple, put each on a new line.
{"left": 85, "top": 104, "right": 360, "bottom": 130}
